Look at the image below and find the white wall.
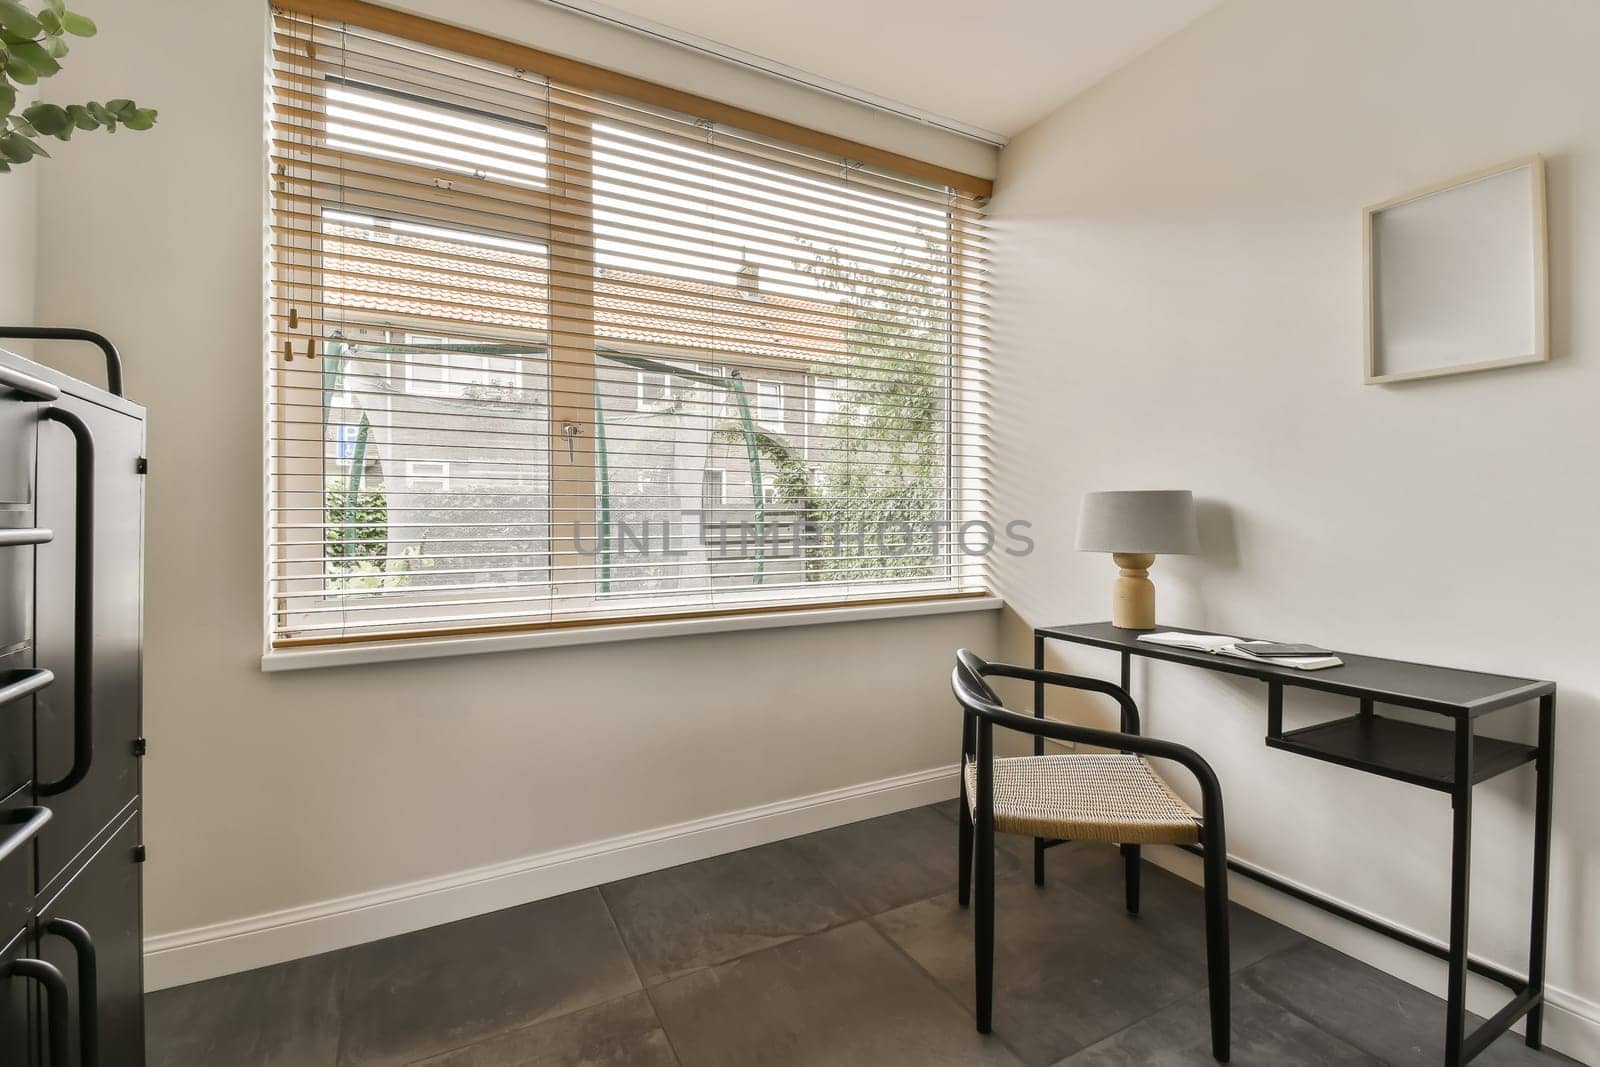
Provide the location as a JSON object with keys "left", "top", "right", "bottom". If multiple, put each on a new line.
{"left": 25, "top": 0, "right": 999, "bottom": 985}
{"left": 0, "top": 162, "right": 36, "bottom": 328}
{"left": 990, "top": 0, "right": 1598, "bottom": 1058}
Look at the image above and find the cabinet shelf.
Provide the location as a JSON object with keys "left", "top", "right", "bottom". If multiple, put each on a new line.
{"left": 1265, "top": 714, "right": 1537, "bottom": 791}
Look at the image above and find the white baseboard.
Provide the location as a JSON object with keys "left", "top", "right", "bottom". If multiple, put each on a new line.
{"left": 143, "top": 764, "right": 962, "bottom": 992}
{"left": 1148, "top": 849, "right": 1600, "bottom": 1064}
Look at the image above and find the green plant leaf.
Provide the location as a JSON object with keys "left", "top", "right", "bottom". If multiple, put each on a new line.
{"left": 106, "top": 98, "right": 134, "bottom": 118}
{"left": 36, "top": 8, "right": 60, "bottom": 34}
{"left": 59, "top": 10, "right": 93, "bottom": 36}
{"left": 10, "top": 41, "right": 59, "bottom": 79}
{"left": 122, "top": 106, "right": 155, "bottom": 131}
{"left": 0, "top": 129, "right": 43, "bottom": 163}
{"left": 0, "top": 1, "right": 42, "bottom": 39}
{"left": 23, "top": 102, "right": 69, "bottom": 136}
{"left": 8, "top": 113, "right": 33, "bottom": 136}
{"left": 43, "top": 35, "right": 66, "bottom": 59}
{"left": 0, "top": 160, "right": 10, "bottom": 173}
{"left": 0, "top": 81, "right": 12, "bottom": 115}
{"left": 65, "top": 103, "right": 95, "bottom": 129}
{"left": 46, "top": 0, "right": 64, "bottom": 13}
{"left": 3, "top": 51, "right": 35, "bottom": 85}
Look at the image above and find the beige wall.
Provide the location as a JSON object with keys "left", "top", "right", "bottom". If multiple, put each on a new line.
{"left": 25, "top": 0, "right": 998, "bottom": 958}
{"left": 990, "top": 0, "right": 1599, "bottom": 1056}
{"left": 0, "top": 162, "right": 36, "bottom": 329}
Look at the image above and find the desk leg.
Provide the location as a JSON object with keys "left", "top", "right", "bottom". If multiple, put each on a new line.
{"left": 1033, "top": 632, "right": 1046, "bottom": 886}
{"left": 1444, "top": 716, "right": 1475, "bottom": 1067}
{"left": 1525, "top": 693, "right": 1555, "bottom": 1048}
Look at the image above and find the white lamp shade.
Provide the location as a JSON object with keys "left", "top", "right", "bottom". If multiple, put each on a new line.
{"left": 1076, "top": 490, "right": 1200, "bottom": 554}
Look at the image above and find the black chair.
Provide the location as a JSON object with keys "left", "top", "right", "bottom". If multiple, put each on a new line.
{"left": 952, "top": 649, "right": 1232, "bottom": 1062}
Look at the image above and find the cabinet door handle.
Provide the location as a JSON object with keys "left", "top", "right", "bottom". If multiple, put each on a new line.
{"left": 0, "top": 667, "right": 53, "bottom": 711}
{"left": 44, "top": 918, "right": 98, "bottom": 1067}
{"left": 7, "top": 957, "right": 70, "bottom": 1065}
{"left": 0, "top": 805, "right": 51, "bottom": 865}
{"left": 39, "top": 406, "right": 95, "bottom": 797}
{"left": 0, "top": 527, "right": 52, "bottom": 547}
{"left": 0, "top": 362, "right": 62, "bottom": 403}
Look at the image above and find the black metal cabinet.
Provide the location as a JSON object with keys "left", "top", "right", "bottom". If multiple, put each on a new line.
{"left": 33, "top": 391, "right": 144, "bottom": 891}
{"left": 0, "top": 358, "right": 51, "bottom": 505}
{"left": 0, "top": 652, "right": 37, "bottom": 812}
{"left": 0, "top": 784, "right": 41, "bottom": 945}
{"left": 0, "top": 346, "right": 144, "bottom": 1067}
{"left": 1, "top": 360, "right": 49, "bottom": 806}
{"left": 1, "top": 927, "right": 39, "bottom": 1067}
{"left": 0, "top": 782, "right": 60, "bottom": 1067}
{"left": 37, "top": 813, "right": 143, "bottom": 1067}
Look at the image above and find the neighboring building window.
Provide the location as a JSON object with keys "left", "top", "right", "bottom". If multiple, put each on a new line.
{"left": 637, "top": 370, "right": 672, "bottom": 410}
{"left": 811, "top": 377, "right": 841, "bottom": 423}
{"left": 755, "top": 380, "right": 784, "bottom": 428}
{"left": 267, "top": 10, "right": 990, "bottom": 648}
{"left": 701, "top": 468, "right": 726, "bottom": 511}
{"left": 405, "top": 461, "right": 451, "bottom": 491}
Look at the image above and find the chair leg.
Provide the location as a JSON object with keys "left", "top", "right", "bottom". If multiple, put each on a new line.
{"left": 1033, "top": 837, "right": 1045, "bottom": 885}
{"left": 975, "top": 805, "right": 995, "bottom": 1034}
{"left": 1201, "top": 834, "right": 1232, "bottom": 1062}
{"left": 958, "top": 789, "right": 973, "bottom": 908}
{"left": 1122, "top": 844, "right": 1141, "bottom": 915}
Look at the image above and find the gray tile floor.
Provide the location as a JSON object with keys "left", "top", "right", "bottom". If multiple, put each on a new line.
{"left": 145, "top": 802, "right": 1575, "bottom": 1067}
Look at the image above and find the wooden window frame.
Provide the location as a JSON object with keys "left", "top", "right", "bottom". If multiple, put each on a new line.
{"left": 267, "top": 1, "right": 993, "bottom": 651}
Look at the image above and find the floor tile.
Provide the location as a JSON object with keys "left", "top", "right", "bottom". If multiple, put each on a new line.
{"left": 1040, "top": 841, "right": 1305, "bottom": 972}
{"left": 337, "top": 889, "right": 640, "bottom": 1066}
{"left": 411, "top": 991, "right": 677, "bottom": 1066}
{"left": 144, "top": 951, "right": 344, "bottom": 1067}
{"left": 647, "top": 920, "right": 1022, "bottom": 1067}
{"left": 601, "top": 840, "right": 861, "bottom": 985}
{"left": 790, "top": 805, "right": 1025, "bottom": 915}
{"left": 875, "top": 878, "right": 1202, "bottom": 1065}
{"left": 1241, "top": 941, "right": 1575, "bottom": 1066}
{"left": 1056, "top": 980, "right": 1380, "bottom": 1066}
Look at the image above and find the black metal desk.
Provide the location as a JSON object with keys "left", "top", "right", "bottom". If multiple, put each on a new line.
{"left": 1034, "top": 622, "right": 1555, "bottom": 1067}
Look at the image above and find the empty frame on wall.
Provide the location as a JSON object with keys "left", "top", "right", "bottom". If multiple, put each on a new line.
{"left": 1364, "top": 155, "right": 1548, "bottom": 384}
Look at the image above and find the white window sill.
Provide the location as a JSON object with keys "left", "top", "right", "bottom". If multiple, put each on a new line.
{"left": 260, "top": 594, "right": 1004, "bottom": 672}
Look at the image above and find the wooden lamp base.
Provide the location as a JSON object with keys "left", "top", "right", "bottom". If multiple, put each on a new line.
{"left": 1110, "top": 552, "right": 1157, "bottom": 630}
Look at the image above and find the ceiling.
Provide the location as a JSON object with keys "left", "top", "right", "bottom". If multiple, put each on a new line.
{"left": 547, "top": 0, "right": 1220, "bottom": 140}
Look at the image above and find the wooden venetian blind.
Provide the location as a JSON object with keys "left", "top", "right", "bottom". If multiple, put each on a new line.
{"left": 267, "top": 1, "right": 993, "bottom": 648}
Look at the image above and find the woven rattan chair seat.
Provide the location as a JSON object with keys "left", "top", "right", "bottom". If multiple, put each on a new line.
{"left": 963, "top": 753, "right": 1201, "bottom": 845}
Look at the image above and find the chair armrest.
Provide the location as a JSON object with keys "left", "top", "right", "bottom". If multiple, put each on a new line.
{"left": 981, "top": 660, "right": 1141, "bottom": 735}
{"left": 953, "top": 651, "right": 1225, "bottom": 822}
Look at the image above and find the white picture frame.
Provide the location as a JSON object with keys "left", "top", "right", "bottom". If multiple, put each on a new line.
{"left": 1364, "top": 155, "right": 1548, "bottom": 384}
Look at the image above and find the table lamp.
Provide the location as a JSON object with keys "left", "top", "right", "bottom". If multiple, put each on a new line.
{"left": 1076, "top": 490, "right": 1199, "bottom": 629}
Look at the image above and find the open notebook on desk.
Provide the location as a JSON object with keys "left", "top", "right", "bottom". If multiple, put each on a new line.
{"left": 1136, "top": 631, "right": 1343, "bottom": 670}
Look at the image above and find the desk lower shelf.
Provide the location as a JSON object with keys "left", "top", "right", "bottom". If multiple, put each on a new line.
{"left": 1266, "top": 714, "right": 1537, "bottom": 792}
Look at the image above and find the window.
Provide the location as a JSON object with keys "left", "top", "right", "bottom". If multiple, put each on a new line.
{"left": 701, "top": 468, "right": 727, "bottom": 512}
{"left": 405, "top": 461, "right": 451, "bottom": 491}
{"left": 755, "top": 380, "right": 784, "bottom": 428}
{"left": 637, "top": 370, "right": 672, "bottom": 410}
{"left": 267, "top": 5, "right": 991, "bottom": 648}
